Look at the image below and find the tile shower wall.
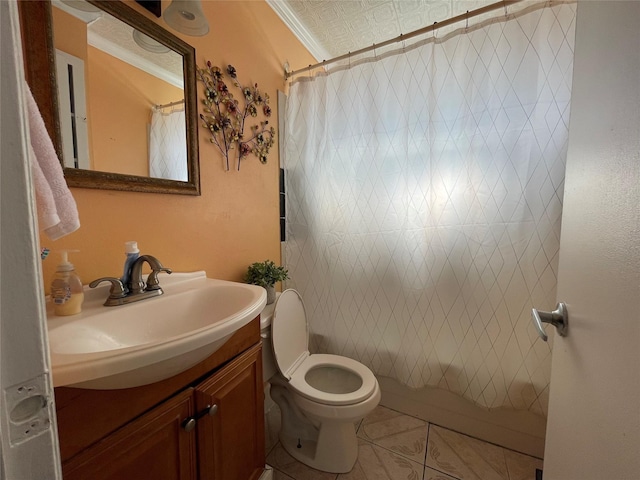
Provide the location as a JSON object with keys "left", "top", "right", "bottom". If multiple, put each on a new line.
{"left": 283, "top": 3, "right": 576, "bottom": 416}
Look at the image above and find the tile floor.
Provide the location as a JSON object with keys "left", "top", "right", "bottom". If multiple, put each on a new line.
{"left": 265, "top": 404, "right": 543, "bottom": 480}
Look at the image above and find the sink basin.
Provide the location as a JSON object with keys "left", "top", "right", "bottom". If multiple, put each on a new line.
{"left": 46, "top": 271, "right": 266, "bottom": 389}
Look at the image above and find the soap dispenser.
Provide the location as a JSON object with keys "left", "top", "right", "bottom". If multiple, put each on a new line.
{"left": 121, "top": 241, "right": 140, "bottom": 292}
{"left": 51, "top": 250, "right": 84, "bottom": 316}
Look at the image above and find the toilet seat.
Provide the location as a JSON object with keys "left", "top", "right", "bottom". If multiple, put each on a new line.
{"left": 272, "top": 290, "right": 377, "bottom": 406}
{"left": 288, "top": 353, "right": 378, "bottom": 406}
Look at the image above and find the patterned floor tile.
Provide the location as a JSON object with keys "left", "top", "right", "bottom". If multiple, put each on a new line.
{"left": 274, "top": 468, "right": 298, "bottom": 480}
{"left": 354, "top": 418, "right": 363, "bottom": 433}
{"left": 264, "top": 403, "right": 543, "bottom": 480}
{"left": 265, "top": 404, "right": 282, "bottom": 456}
{"left": 357, "top": 406, "right": 428, "bottom": 464}
{"left": 425, "top": 425, "right": 509, "bottom": 480}
{"left": 423, "top": 467, "right": 459, "bottom": 480}
{"left": 266, "top": 442, "right": 338, "bottom": 480}
{"left": 337, "top": 439, "right": 424, "bottom": 480}
{"left": 504, "top": 449, "right": 543, "bottom": 480}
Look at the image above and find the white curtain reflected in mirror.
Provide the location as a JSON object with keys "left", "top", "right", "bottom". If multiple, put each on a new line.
{"left": 149, "top": 103, "right": 187, "bottom": 181}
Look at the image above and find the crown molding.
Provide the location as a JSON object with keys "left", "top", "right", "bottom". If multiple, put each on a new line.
{"left": 265, "top": 0, "right": 331, "bottom": 63}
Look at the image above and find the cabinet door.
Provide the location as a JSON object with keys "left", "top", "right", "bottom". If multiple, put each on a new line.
{"left": 63, "top": 388, "right": 197, "bottom": 480}
{"left": 195, "top": 344, "right": 265, "bottom": 480}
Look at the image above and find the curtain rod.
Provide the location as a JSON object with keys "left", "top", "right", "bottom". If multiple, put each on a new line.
{"left": 286, "top": 0, "right": 522, "bottom": 79}
{"left": 155, "top": 99, "right": 185, "bottom": 109}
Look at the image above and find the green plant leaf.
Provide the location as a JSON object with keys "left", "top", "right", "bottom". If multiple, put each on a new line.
{"left": 244, "top": 260, "right": 289, "bottom": 287}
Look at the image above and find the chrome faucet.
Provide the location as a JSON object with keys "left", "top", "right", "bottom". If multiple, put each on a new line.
{"left": 90, "top": 255, "right": 172, "bottom": 306}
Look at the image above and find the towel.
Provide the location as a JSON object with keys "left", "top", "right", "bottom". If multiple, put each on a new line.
{"left": 26, "top": 85, "right": 80, "bottom": 240}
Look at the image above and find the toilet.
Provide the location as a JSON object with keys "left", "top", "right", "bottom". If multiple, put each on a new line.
{"left": 263, "top": 289, "right": 381, "bottom": 473}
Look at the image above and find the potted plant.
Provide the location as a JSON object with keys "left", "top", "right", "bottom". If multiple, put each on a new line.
{"left": 244, "top": 260, "right": 289, "bottom": 304}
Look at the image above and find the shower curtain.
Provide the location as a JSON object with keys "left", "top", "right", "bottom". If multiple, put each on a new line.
{"left": 283, "top": 2, "right": 576, "bottom": 415}
{"left": 149, "top": 107, "right": 188, "bottom": 181}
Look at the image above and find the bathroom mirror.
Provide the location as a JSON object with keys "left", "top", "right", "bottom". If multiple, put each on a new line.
{"left": 19, "top": 0, "right": 200, "bottom": 195}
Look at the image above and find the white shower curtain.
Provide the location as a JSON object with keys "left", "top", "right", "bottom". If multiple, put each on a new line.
{"left": 149, "top": 107, "right": 188, "bottom": 181}
{"left": 283, "top": 2, "right": 575, "bottom": 415}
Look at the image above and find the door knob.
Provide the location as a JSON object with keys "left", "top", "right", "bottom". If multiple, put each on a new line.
{"left": 531, "top": 302, "right": 568, "bottom": 342}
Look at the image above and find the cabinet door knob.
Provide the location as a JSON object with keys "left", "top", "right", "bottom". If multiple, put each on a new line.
{"left": 182, "top": 417, "right": 197, "bottom": 432}
{"left": 182, "top": 404, "right": 218, "bottom": 431}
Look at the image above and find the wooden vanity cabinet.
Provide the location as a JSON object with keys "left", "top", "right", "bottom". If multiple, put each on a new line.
{"left": 63, "top": 388, "right": 198, "bottom": 480}
{"left": 196, "top": 345, "right": 266, "bottom": 480}
{"left": 55, "top": 318, "right": 265, "bottom": 480}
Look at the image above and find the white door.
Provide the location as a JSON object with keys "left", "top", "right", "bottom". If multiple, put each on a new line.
{"left": 543, "top": 2, "right": 640, "bottom": 478}
{"left": 55, "top": 50, "right": 91, "bottom": 170}
{"left": 0, "top": 1, "right": 62, "bottom": 478}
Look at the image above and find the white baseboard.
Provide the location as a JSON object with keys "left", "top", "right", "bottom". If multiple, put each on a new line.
{"left": 378, "top": 376, "right": 547, "bottom": 459}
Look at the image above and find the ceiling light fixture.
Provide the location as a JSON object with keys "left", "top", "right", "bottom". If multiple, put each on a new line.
{"left": 132, "top": 29, "right": 171, "bottom": 54}
{"left": 163, "top": 0, "right": 209, "bottom": 37}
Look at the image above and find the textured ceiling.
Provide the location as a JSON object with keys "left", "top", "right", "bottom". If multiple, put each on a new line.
{"left": 267, "top": 0, "right": 495, "bottom": 61}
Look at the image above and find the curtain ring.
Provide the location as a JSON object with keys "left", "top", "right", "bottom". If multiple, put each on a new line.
{"left": 307, "top": 64, "right": 311, "bottom": 79}
{"left": 348, "top": 51, "right": 351, "bottom": 68}
{"left": 373, "top": 43, "right": 377, "bottom": 59}
{"left": 504, "top": 1, "right": 508, "bottom": 17}
{"left": 465, "top": 11, "right": 469, "bottom": 31}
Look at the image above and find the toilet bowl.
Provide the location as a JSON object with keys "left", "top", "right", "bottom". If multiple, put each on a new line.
{"left": 266, "top": 289, "right": 380, "bottom": 473}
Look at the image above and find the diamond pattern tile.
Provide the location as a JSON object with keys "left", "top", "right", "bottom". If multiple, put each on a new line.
{"left": 283, "top": 3, "right": 575, "bottom": 413}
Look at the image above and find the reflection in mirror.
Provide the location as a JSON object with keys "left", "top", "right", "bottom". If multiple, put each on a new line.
{"left": 52, "top": 0, "right": 187, "bottom": 180}
{"left": 19, "top": 0, "right": 200, "bottom": 195}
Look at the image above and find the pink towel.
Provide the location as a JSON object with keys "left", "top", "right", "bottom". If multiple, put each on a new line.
{"left": 26, "top": 85, "right": 80, "bottom": 240}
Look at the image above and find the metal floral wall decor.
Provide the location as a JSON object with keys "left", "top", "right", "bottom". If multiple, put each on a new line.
{"left": 197, "top": 62, "right": 275, "bottom": 171}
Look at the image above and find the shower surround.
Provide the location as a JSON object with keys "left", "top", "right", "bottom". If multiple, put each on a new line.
{"left": 283, "top": 2, "right": 576, "bottom": 419}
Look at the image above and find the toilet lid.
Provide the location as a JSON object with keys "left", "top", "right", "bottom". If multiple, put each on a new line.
{"left": 272, "top": 289, "right": 309, "bottom": 379}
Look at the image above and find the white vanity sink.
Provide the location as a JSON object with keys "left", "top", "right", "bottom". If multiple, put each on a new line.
{"left": 46, "top": 271, "right": 266, "bottom": 389}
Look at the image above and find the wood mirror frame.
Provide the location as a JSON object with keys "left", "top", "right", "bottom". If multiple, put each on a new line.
{"left": 19, "top": 0, "right": 201, "bottom": 195}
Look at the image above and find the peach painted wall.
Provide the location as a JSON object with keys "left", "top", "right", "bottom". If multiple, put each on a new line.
{"left": 51, "top": 8, "right": 86, "bottom": 60}
{"left": 40, "top": 1, "right": 315, "bottom": 292}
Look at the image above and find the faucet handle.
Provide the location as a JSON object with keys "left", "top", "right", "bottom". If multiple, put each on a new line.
{"left": 146, "top": 267, "right": 172, "bottom": 291}
{"left": 89, "top": 277, "right": 126, "bottom": 305}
